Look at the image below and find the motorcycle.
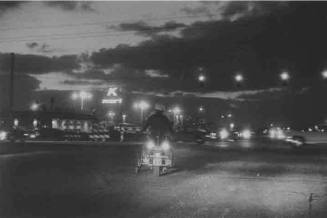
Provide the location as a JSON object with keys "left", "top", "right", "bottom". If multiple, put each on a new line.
{"left": 136, "top": 136, "right": 173, "bottom": 176}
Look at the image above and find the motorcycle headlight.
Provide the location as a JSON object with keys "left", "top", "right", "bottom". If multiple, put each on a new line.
{"left": 161, "top": 141, "right": 170, "bottom": 150}
{"left": 219, "top": 129, "right": 229, "bottom": 140}
{"left": 0, "top": 131, "right": 7, "bottom": 141}
{"left": 241, "top": 129, "right": 251, "bottom": 139}
{"left": 146, "top": 140, "right": 155, "bottom": 149}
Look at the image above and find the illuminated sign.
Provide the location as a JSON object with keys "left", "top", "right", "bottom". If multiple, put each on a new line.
{"left": 107, "top": 87, "right": 118, "bottom": 97}
{"left": 102, "top": 87, "right": 122, "bottom": 104}
{"left": 102, "top": 99, "right": 122, "bottom": 104}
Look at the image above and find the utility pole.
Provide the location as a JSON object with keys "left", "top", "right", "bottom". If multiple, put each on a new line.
{"left": 9, "top": 53, "right": 15, "bottom": 126}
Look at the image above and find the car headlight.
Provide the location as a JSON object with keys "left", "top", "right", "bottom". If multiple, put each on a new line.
{"left": 0, "top": 131, "right": 7, "bottom": 140}
{"left": 161, "top": 141, "right": 170, "bottom": 150}
{"left": 241, "top": 129, "right": 251, "bottom": 139}
{"left": 219, "top": 129, "right": 229, "bottom": 140}
{"left": 146, "top": 140, "right": 155, "bottom": 149}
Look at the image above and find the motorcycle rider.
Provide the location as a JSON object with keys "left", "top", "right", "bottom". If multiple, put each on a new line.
{"left": 142, "top": 103, "right": 174, "bottom": 141}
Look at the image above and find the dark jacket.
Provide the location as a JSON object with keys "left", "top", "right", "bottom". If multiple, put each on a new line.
{"left": 142, "top": 111, "right": 174, "bottom": 137}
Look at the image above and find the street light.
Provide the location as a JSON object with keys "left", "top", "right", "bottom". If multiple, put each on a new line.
{"left": 199, "top": 106, "right": 204, "bottom": 112}
{"left": 134, "top": 101, "right": 150, "bottom": 124}
{"left": 234, "top": 74, "right": 244, "bottom": 83}
{"left": 280, "top": 71, "right": 290, "bottom": 81}
{"left": 322, "top": 70, "right": 327, "bottom": 80}
{"left": 30, "top": 102, "right": 40, "bottom": 111}
{"left": 198, "top": 74, "right": 206, "bottom": 82}
{"left": 72, "top": 91, "right": 92, "bottom": 111}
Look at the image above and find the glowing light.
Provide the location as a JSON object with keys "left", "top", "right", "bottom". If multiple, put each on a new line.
{"left": 241, "top": 129, "right": 251, "bottom": 139}
{"left": 235, "top": 74, "right": 243, "bottom": 82}
{"left": 14, "top": 118, "right": 19, "bottom": 127}
{"left": 108, "top": 111, "right": 116, "bottom": 118}
{"left": 172, "top": 106, "right": 181, "bottom": 115}
{"left": 219, "top": 129, "right": 229, "bottom": 140}
{"left": 30, "top": 103, "right": 40, "bottom": 111}
{"left": 0, "top": 131, "right": 7, "bottom": 140}
{"left": 230, "top": 123, "right": 235, "bottom": 130}
{"left": 322, "top": 70, "right": 327, "bottom": 79}
{"left": 146, "top": 140, "right": 155, "bottom": 149}
{"left": 33, "top": 119, "right": 38, "bottom": 128}
{"left": 280, "top": 72, "right": 290, "bottom": 81}
{"left": 198, "top": 74, "right": 206, "bottom": 82}
{"left": 199, "top": 106, "right": 204, "bottom": 112}
{"left": 161, "top": 141, "right": 170, "bottom": 150}
{"left": 227, "top": 113, "right": 232, "bottom": 118}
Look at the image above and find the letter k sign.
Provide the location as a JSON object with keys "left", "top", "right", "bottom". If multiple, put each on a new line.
{"left": 107, "top": 87, "right": 118, "bottom": 97}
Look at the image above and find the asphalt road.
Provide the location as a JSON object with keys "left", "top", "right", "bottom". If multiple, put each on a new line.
{"left": 1, "top": 139, "right": 327, "bottom": 218}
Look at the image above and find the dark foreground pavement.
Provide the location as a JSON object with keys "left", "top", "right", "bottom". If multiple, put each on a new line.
{"left": 1, "top": 140, "right": 327, "bottom": 218}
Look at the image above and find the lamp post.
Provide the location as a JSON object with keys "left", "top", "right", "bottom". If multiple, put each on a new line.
{"left": 134, "top": 101, "right": 150, "bottom": 124}
{"left": 72, "top": 91, "right": 92, "bottom": 111}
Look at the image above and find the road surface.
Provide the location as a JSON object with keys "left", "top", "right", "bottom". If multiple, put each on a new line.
{"left": 1, "top": 139, "right": 327, "bottom": 218}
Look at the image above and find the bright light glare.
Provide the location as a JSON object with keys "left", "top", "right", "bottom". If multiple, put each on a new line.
{"left": 269, "top": 128, "right": 285, "bottom": 139}
{"left": 30, "top": 103, "right": 39, "bottom": 111}
{"left": 241, "top": 129, "right": 252, "bottom": 139}
{"left": 0, "top": 131, "right": 7, "bottom": 140}
{"left": 280, "top": 72, "right": 290, "bottom": 81}
{"left": 172, "top": 106, "right": 181, "bottom": 114}
{"left": 146, "top": 140, "right": 155, "bottom": 149}
{"left": 134, "top": 101, "right": 150, "bottom": 110}
{"left": 72, "top": 91, "right": 92, "bottom": 99}
{"left": 322, "top": 71, "right": 327, "bottom": 79}
{"left": 161, "top": 141, "right": 170, "bottom": 150}
{"left": 219, "top": 129, "right": 229, "bottom": 140}
{"left": 235, "top": 74, "right": 243, "bottom": 82}
{"left": 198, "top": 74, "right": 206, "bottom": 82}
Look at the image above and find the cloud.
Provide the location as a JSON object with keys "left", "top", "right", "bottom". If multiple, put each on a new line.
{"left": 132, "top": 88, "right": 282, "bottom": 101}
{"left": 0, "top": 53, "right": 79, "bottom": 74}
{"left": 26, "top": 42, "right": 55, "bottom": 53}
{"left": 45, "top": 1, "right": 94, "bottom": 12}
{"left": 110, "top": 21, "right": 186, "bottom": 36}
{"left": 91, "top": 2, "right": 326, "bottom": 92}
{"left": 0, "top": 1, "right": 22, "bottom": 16}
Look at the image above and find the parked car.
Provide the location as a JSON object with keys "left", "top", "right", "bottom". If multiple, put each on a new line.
{"left": 285, "top": 125, "right": 327, "bottom": 148}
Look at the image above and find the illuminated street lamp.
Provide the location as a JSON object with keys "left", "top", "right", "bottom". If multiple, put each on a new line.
{"left": 322, "top": 70, "right": 327, "bottom": 80}
{"left": 30, "top": 102, "right": 40, "bottom": 111}
{"left": 227, "top": 113, "right": 232, "bottom": 118}
{"left": 72, "top": 91, "right": 92, "bottom": 111}
{"left": 198, "top": 74, "right": 206, "bottom": 82}
{"left": 234, "top": 74, "right": 244, "bottom": 83}
{"left": 122, "top": 114, "right": 127, "bottom": 123}
{"left": 280, "top": 71, "right": 290, "bottom": 81}
{"left": 134, "top": 101, "right": 150, "bottom": 124}
{"left": 199, "top": 106, "right": 204, "bottom": 112}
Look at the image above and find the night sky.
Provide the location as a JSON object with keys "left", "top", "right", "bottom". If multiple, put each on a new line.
{"left": 0, "top": 1, "right": 327, "bottom": 127}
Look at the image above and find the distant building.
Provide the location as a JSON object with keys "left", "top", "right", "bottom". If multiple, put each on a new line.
{"left": 0, "top": 111, "right": 97, "bottom": 133}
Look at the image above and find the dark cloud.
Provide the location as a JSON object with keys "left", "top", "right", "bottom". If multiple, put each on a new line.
{"left": 26, "top": 42, "right": 38, "bottom": 49}
{"left": 45, "top": 1, "right": 94, "bottom": 12}
{"left": 0, "top": 1, "right": 22, "bottom": 16}
{"left": 26, "top": 42, "right": 54, "bottom": 53}
{"left": 110, "top": 21, "right": 186, "bottom": 36}
{"left": 91, "top": 2, "right": 327, "bottom": 92}
{"left": 0, "top": 53, "right": 79, "bottom": 74}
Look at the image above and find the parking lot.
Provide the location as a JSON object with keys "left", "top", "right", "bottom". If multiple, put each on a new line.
{"left": 1, "top": 139, "right": 327, "bottom": 218}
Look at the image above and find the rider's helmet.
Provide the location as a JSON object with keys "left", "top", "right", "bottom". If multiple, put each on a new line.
{"left": 154, "top": 103, "right": 165, "bottom": 112}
